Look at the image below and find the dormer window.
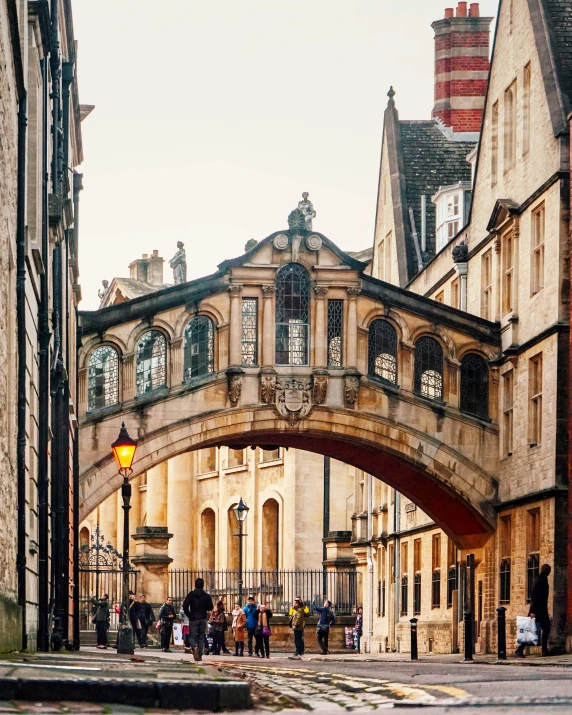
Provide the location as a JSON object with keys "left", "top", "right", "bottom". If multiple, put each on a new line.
{"left": 433, "top": 182, "right": 471, "bottom": 253}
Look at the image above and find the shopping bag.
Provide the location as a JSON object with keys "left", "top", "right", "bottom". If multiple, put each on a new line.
{"left": 516, "top": 616, "right": 539, "bottom": 646}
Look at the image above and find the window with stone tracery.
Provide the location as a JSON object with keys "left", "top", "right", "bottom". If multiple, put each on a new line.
{"left": 460, "top": 353, "right": 489, "bottom": 419}
{"left": 88, "top": 345, "right": 119, "bottom": 411}
{"left": 414, "top": 336, "right": 443, "bottom": 401}
{"left": 327, "top": 299, "right": 343, "bottom": 368}
{"left": 368, "top": 319, "right": 397, "bottom": 384}
{"left": 184, "top": 315, "right": 214, "bottom": 383}
{"left": 275, "top": 263, "right": 310, "bottom": 366}
{"left": 136, "top": 330, "right": 167, "bottom": 395}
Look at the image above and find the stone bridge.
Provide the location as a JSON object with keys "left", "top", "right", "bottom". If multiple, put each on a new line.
{"left": 78, "top": 219, "right": 501, "bottom": 548}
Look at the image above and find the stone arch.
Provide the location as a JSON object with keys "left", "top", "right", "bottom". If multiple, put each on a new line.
{"left": 126, "top": 321, "right": 173, "bottom": 356}
{"left": 79, "top": 406, "right": 498, "bottom": 548}
{"left": 79, "top": 335, "right": 126, "bottom": 371}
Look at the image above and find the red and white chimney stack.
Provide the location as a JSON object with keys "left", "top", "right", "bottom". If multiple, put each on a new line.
{"left": 432, "top": 2, "right": 493, "bottom": 134}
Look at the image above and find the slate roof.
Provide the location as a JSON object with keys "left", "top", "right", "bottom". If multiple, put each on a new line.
{"left": 543, "top": 0, "right": 572, "bottom": 111}
{"left": 399, "top": 120, "right": 475, "bottom": 271}
{"left": 99, "top": 277, "right": 167, "bottom": 308}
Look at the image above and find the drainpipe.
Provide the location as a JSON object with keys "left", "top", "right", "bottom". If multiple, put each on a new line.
{"left": 16, "top": 92, "right": 28, "bottom": 651}
{"left": 568, "top": 110, "right": 572, "bottom": 651}
{"left": 322, "top": 456, "right": 330, "bottom": 598}
{"left": 393, "top": 491, "right": 401, "bottom": 651}
{"left": 420, "top": 196, "right": 427, "bottom": 254}
{"left": 37, "top": 57, "right": 51, "bottom": 653}
{"left": 366, "top": 474, "right": 374, "bottom": 652}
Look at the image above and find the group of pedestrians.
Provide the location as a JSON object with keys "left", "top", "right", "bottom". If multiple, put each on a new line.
{"left": 90, "top": 591, "right": 155, "bottom": 649}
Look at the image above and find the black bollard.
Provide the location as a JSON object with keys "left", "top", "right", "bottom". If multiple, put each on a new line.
{"left": 410, "top": 618, "right": 418, "bottom": 661}
{"left": 463, "top": 607, "right": 474, "bottom": 662}
{"left": 497, "top": 606, "right": 507, "bottom": 660}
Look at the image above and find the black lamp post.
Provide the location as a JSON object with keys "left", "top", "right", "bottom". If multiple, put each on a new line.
{"left": 111, "top": 422, "right": 137, "bottom": 655}
{"left": 233, "top": 497, "right": 249, "bottom": 605}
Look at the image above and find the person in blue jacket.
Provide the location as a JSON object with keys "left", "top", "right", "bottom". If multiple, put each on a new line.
{"left": 312, "top": 599, "right": 336, "bottom": 655}
{"left": 242, "top": 595, "right": 259, "bottom": 656}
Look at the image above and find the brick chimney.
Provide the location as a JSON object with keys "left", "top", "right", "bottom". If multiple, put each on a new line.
{"left": 432, "top": 3, "right": 493, "bottom": 133}
{"left": 129, "top": 250, "right": 164, "bottom": 287}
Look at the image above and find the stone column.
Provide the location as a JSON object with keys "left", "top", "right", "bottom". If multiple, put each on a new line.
{"left": 146, "top": 462, "right": 168, "bottom": 527}
{"left": 98, "top": 493, "right": 117, "bottom": 550}
{"left": 228, "top": 284, "right": 243, "bottom": 367}
{"left": 129, "top": 475, "right": 142, "bottom": 555}
{"left": 170, "top": 337, "right": 184, "bottom": 385}
{"left": 346, "top": 287, "right": 360, "bottom": 370}
{"left": 314, "top": 286, "right": 328, "bottom": 368}
{"left": 132, "top": 527, "right": 173, "bottom": 607}
{"left": 261, "top": 285, "right": 276, "bottom": 367}
{"left": 167, "top": 453, "right": 193, "bottom": 569}
{"left": 122, "top": 353, "right": 136, "bottom": 402}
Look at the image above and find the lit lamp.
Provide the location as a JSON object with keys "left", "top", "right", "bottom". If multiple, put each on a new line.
{"left": 111, "top": 422, "right": 137, "bottom": 655}
{"left": 233, "top": 497, "right": 249, "bottom": 605}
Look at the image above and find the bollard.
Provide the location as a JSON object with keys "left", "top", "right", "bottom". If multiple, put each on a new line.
{"left": 463, "top": 607, "right": 474, "bottom": 662}
{"left": 410, "top": 618, "right": 418, "bottom": 661}
{"left": 497, "top": 606, "right": 507, "bottom": 660}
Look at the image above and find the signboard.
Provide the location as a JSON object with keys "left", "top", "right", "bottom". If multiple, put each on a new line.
{"left": 172, "top": 623, "right": 184, "bottom": 646}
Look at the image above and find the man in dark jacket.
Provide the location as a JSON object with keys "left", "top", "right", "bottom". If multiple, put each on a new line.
{"left": 312, "top": 599, "right": 336, "bottom": 655}
{"left": 139, "top": 594, "right": 155, "bottom": 648}
{"left": 159, "top": 596, "right": 176, "bottom": 652}
{"left": 183, "top": 578, "right": 214, "bottom": 661}
{"left": 515, "top": 563, "right": 551, "bottom": 657}
{"left": 127, "top": 591, "right": 144, "bottom": 648}
{"left": 91, "top": 593, "right": 110, "bottom": 649}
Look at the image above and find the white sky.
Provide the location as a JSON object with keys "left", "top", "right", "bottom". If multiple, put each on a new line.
{"left": 73, "top": 0, "right": 498, "bottom": 310}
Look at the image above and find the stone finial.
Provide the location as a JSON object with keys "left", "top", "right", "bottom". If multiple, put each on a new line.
{"left": 244, "top": 238, "right": 258, "bottom": 252}
{"left": 387, "top": 86, "right": 396, "bottom": 106}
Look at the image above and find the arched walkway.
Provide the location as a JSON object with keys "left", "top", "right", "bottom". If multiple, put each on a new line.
{"left": 79, "top": 406, "right": 497, "bottom": 548}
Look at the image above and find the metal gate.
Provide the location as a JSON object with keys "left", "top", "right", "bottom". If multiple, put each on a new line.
{"left": 79, "top": 526, "right": 138, "bottom": 631}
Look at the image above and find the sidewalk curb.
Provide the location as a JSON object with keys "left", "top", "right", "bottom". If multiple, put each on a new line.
{"left": 0, "top": 676, "right": 251, "bottom": 710}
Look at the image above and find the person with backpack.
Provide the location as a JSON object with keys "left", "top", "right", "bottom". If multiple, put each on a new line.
{"left": 288, "top": 596, "right": 310, "bottom": 659}
{"left": 182, "top": 577, "right": 214, "bottom": 662}
{"left": 312, "top": 599, "right": 335, "bottom": 655}
{"left": 231, "top": 602, "right": 247, "bottom": 656}
{"left": 242, "top": 595, "right": 259, "bottom": 656}
{"left": 91, "top": 593, "right": 110, "bottom": 649}
{"left": 254, "top": 602, "right": 273, "bottom": 659}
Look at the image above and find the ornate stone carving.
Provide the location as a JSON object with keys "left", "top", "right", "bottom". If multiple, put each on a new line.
{"left": 287, "top": 209, "right": 307, "bottom": 232}
{"left": 305, "top": 234, "right": 322, "bottom": 251}
{"left": 260, "top": 374, "right": 276, "bottom": 404}
{"left": 313, "top": 374, "right": 328, "bottom": 405}
{"left": 451, "top": 241, "right": 468, "bottom": 263}
{"left": 228, "top": 283, "right": 243, "bottom": 294}
{"left": 344, "top": 375, "right": 360, "bottom": 407}
{"left": 228, "top": 373, "right": 242, "bottom": 405}
{"left": 273, "top": 233, "right": 289, "bottom": 251}
{"left": 261, "top": 285, "right": 276, "bottom": 296}
{"left": 313, "top": 285, "right": 329, "bottom": 298}
{"left": 346, "top": 286, "right": 361, "bottom": 298}
{"left": 276, "top": 377, "right": 312, "bottom": 426}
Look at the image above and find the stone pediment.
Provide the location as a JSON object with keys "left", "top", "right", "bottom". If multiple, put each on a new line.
{"left": 486, "top": 199, "right": 519, "bottom": 234}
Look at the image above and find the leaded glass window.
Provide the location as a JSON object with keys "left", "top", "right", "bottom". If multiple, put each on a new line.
{"left": 136, "top": 331, "right": 167, "bottom": 395}
{"left": 499, "top": 557, "right": 511, "bottom": 604}
{"left": 414, "top": 336, "right": 443, "bottom": 400}
{"left": 241, "top": 298, "right": 258, "bottom": 366}
{"left": 327, "top": 300, "right": 343, "bottom": 368}
{"left": 368, "top": 319, "right": 398, "bottom": 384}
{"left": 275, "top": 263, "right": 310, "bottom": 365}
{"left": 88, "top": 346, "right": 119, "bottom": 411}
{"left": 184, "top": 315, "right": 214, "bottom": 384}
{"left": 460, "top": 353, "right": 489, "bottom": 418}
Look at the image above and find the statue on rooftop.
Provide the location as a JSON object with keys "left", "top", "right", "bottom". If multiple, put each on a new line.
{"left": 169, "top": 241, "right": 187, "bottom": 284}
{"left": 97, "top": 280, "right": 109, "bottom": 300}
{"left": 297, "top": 192, "right": 316, "bottom": 231}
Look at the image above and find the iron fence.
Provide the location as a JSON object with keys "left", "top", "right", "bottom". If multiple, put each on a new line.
{"left": 79, "top": 568, "right": 139, "bottom": 631}
{"left": 169, "top": 569, "right": 359, "bottom": 615}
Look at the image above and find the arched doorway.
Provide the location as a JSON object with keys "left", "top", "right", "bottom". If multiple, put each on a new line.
{"left": 262, "top": 499, "right": 280, "bottom": 571}
{"left": 200, "top": 508, "right": 216, "bottom": 570}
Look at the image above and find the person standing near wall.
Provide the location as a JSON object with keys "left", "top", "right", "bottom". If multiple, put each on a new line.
{"left": 288, "top": 596, "right": 309, "bottom": 660}
{"left": 159, "top": 596, "right": 176, "bottom": 652}
{"left": 313, "top": 599, "right": 335, "bottom": 655}
{"left": 255, "top": 602, "right": 273, "bottom": 659}
{"left": 139, "top": 594, "right": 155, "bottom": 648}
{"left": 515, "top": 564, "right": 552, "bottom": 658}
{"left": 91, "top": 593, "right": 110, "bottom": 649}
{"left": 128, "top": 591, "right": 144, "bottom": 648}
{"left": 183, "top": 577, "right": 214, "bottom": 662}
{"left": 209, "top": 600, "right": 227, "bottom": 655}
{"left": 354, "top": 606, "right": 363, "bottom": 653}
{"left": 243, "top": 595, "right": 259, "bottom": 656}
{"left": 231, "top": 602, "right": 246, "bottom": 656}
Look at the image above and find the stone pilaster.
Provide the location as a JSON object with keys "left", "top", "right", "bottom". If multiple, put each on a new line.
{"left": 131, "top": 526, "right": 173, "bottom": 606}
{"left": 228, "top": 283, "right": 243, "bottom": 367}
{"left": 261, "top": 285, "right": 276, "bottom": 367}
{"left": 313, "top": 286, "right": 328, "bottom": 368}
{"left": 346, "top": 287, "right": 360, "bottom": 370}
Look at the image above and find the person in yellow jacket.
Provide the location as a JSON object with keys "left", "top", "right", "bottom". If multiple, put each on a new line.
{"left": 288, "top": 596, "right": 310, "bottom": 659}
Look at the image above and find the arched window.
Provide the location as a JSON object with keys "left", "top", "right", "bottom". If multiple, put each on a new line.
{"left": 368, "top": 319, "right": 398, "bottom": 384}
{"left": 87, "top": 346, "right": 119, "bottom": 411}
{"left": 136, "top": 330, "right": 167, "bottom": 395}
{"left": 184, "top": 315, "right": 214, "bottom": 383}
{"left": 227, "top": 505, "right": 239, "bottom": 570}
{"left": 414, "top": 336, "right": 443, "bottom": 400}
{"left": 262, "top": 499, "right": 280, "bottom": 571}
{"left": 200, "top": 508, "right": 216, "bottom": 571}
{"left": 275, "top": 263, "right": 310, "bottom": 365}
{"left": 460, "top": 353, "right": 489, "bottom": 419}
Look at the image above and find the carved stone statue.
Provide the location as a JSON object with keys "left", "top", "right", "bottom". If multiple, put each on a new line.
{"left": 297, "top": 192, "right": 316, "bottom": 231}
{"left": 169, "top": 241, "right": 187, "bottom": 284}
{"left": 97, "top": 280, "right": 109, "bottom": 300}
{"left": 451, "top": 241, "right": 469, "bottom": 264}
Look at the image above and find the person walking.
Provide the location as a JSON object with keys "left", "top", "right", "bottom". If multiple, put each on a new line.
{"left": 231, "top": 603, "right": 247, "bottom": 656}
{"left": 255, "top": 603, "right": 273, "bottom": 659}
{"left": 354, "top": 606, "right": 363, "bottom": 653}
{"left": 139, "top": 594, "right": 155, "bottom": 648}
{"left": 242, "top": 596, "right": 258, "bottom": 656}
{"left": 209, "top": 600, "right": 227, "bottom": 655}
{"left": 313, "top": 599, "right": 335, "bottom": 655}
{"left": 179, "top": 604, "right": 190, "bottom": 648}
{"left": 182, "top": 577, "right": 214, "bottom": 662}
{"left": 128, "top": 590, "right": 144, "bottom": 648}
{"left": 288, "top": 596, "right": 309, "bottom": 659}
{"left": 158, "top": 596, "right": 176, "bottom": 652}
{"left": 515, "top": 563, "right": 552, "bottom": 658}
{"left": 91, "top": 593, "right": 110, "bottom": 649}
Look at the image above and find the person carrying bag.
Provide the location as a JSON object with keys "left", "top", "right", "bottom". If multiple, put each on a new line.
{"left": 515, "top": 564, "right": 552, "bottom": 657}
{"left": 254, "top": 603, "right": 273, "bottom": 659}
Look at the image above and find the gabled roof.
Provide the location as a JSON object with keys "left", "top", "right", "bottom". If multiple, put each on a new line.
{"left": 486, "top": 199, "right": 519, "bottom": 233}
{"left": 99, "top": 277, "right": 165, "bottom": 308}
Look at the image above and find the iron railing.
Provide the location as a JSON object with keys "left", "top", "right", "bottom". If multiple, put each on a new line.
{"left": 79, "top": 567, "right": 139, "bottom": 631}
{"left": 169, "top": 569, "right": 359, "bottom": 615}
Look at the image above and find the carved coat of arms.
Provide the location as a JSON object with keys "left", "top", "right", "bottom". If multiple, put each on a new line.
{"left": 276, "top": 377, "right": 312, "bottom": 425}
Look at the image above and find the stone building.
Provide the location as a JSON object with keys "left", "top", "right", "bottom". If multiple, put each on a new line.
{"left": 0, "top": 0, "right": 87, "bottom": 652}
{"left": 367, "top": 0, "right": 571, "bottom": 654}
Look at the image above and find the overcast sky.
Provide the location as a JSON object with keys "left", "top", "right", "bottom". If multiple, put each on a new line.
{"left": 73, "top": 0, "right": 498, "bottom": 310}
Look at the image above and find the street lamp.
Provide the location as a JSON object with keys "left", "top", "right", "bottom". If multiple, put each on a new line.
{"left": 111, "top": 422, "right": 137, "bottom": 655}
{"left": 233, "top": 497, "right": 249, "bottom": 605}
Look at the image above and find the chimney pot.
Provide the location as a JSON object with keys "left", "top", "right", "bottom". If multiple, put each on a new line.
{"left": 456, "top": 2, "right": 468, "bottom": 16}
{"left": 444, "top": 7, "right": 454, "bottom": 18}
{"left": 153, "top": 249, "right": 159, "bottom": 257}
{"left": 142, "top": 253, "right": 148, "bottom": 259}
{"left": 469, "top": 2, "right": 479, "bottom": 16}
